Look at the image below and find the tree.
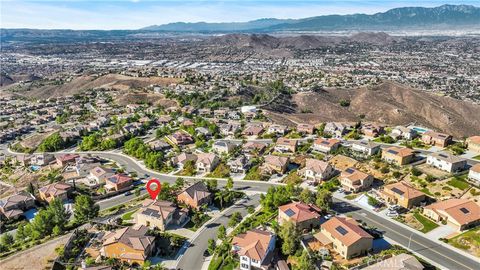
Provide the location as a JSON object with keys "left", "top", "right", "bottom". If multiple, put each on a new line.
{"left": 135, "top": 188, "right": 141, "bottom": 197}
{"left": 49, "top": 198, "right": 70, "bottom": 231}
{"left": 73, "top": 195, "right": 99, "bottom": 223}
{"left": 278, "top": 221, "right": 299, "bottom": 255}
{"left": 38, "top": 133, "right": 66, "bottom": 152}
{"left": 27, "top": 182, "right": 36, "bottom": 195}
{"left": 29, "top": 209, "right": 54, "bottom": 239}
{"left": 207, "top": 238, "right": 216, "bottom": 255}
{"left": 228, "top": 212, "right": 242, "bottom": 228}
{"left": 52, "top": 225, "right": 62, "bottom": 236}
{"left": 174, "top": 177, "right": 185, "bottom": 189}
{"left": 299, "top": 188, "right": 315, "bottom": 205}
{"left": 206, "top": 179, "right": 218, "bottom": 192}
{"left": 217, "top": 225, "right": 226, "bottom": 241}
{"left": 16, "top": 223, "right": 27, "bottom": 242}
{"left": 226, "top": 177, "right": 234, "bottom": 190}
{"left": 295, "top": 250, "right": 315, "bottom": 270}
{"left": 215, "top": 191, "right": 225, "bottom": 209}
{"left": 315, "top": 189, "right": 332, "bottom": 210}
{"left": 0, "top": 233, "right": 14, "bottom": 246}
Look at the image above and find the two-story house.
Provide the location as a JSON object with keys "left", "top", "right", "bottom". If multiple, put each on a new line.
{"left": 232, "top": 229, "right": 276, "bottom": 270}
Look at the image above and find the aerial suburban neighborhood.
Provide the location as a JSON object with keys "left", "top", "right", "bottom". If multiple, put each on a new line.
{"left": 1, "top": 2, "right": 480, "bottom": 270}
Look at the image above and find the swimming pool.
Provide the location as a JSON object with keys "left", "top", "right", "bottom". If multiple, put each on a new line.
{"left": 412, "top": 127, "right": 428, "bottom": 133}
{"left": 30, "top": 165, "right": 41, "bottom": 171}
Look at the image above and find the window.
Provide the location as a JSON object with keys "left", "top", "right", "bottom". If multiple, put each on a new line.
{"left": 241, "top": 263, "right": 249, "bottom": 269}
{"left": 242, "top": 257, "right": 248, "bottom": 261}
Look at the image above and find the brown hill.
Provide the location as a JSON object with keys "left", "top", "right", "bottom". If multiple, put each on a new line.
{"left": 266, "top": 81, "right": 480, "bottom": 138}
{"left": 0, "top": 74, "right": 182, "bottom": 99}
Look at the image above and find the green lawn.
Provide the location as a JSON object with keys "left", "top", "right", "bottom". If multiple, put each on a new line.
{"left": 121, "top": 210, "right": 136, "bottom": 221}
{"left": 447, "top": 227, "right": 480, "bottom": 253}
{"left": 447, "top": 177, "right": 470, "bottom": 191}
{"left": 413, "top": 213, "right": 439, "bottom": 233}
{"left": 473, "top": 155, "right": 480, "bottom": 160}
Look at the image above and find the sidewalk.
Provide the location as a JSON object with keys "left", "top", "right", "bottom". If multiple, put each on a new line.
{"left": 333, "top": 193, "right": 480, "bottom": 263}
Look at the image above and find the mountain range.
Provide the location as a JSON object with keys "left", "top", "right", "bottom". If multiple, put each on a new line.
{"left": 142, "top": 4, "right": 480, "bottom": 32}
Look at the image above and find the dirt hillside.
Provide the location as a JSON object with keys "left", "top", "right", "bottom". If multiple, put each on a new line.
{"left": 268, "top": 81, "right": 480, "bottom": 138}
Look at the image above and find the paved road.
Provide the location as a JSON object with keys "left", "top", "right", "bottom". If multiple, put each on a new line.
{"left": 332, "top": 198, "right": 480, "bottom": 270}
{"left": 2, "top": 145, "right": 479, "bottom": 270}
{"left": 176, "top": 194, "right": 261, "bottom": 270}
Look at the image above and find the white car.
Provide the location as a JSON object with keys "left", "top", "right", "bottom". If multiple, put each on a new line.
{"left": 388, "top": 205, "right": 400, "bottom": 211}
{"left": 386, "top": 211, "right": 399, "bottom": 218}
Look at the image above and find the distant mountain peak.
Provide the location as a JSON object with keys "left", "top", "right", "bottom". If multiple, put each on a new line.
{"left": 141, "top": 4, "right": 480, "bottom": 33}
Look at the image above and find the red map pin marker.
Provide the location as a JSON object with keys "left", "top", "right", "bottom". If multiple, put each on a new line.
{"left": 146, "top": 179, "right": 161, "bottom": 200}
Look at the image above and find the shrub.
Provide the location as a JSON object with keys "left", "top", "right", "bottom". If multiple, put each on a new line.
{"left": 339, "top": 99, "right": 351, "bottom": 107}
{"left": 411, "top": 167, "right": 422, "bottom": 176}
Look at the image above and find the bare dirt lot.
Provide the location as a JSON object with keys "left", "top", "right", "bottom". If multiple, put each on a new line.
{"left": 0, "top": 234, "right": 71, "bottom": 270}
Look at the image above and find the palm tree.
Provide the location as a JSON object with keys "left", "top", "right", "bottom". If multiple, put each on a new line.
{"left": 215, "top": 191, "right": 224, "bottom": 209}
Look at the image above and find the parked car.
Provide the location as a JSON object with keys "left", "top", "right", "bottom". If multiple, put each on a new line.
{"left": 386, "top": 211, "right": 399, "bottom": 218}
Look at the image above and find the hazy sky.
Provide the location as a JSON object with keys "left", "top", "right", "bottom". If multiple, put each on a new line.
{"left": 1, "top": 0, "right": 479, "bottom": 30}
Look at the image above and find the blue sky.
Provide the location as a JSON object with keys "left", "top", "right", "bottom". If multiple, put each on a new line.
{"left": 1, "top": 0, "right": 478, "bottom": 30}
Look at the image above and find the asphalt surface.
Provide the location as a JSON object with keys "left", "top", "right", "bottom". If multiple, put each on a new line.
{"left": 332, "top": 199, "right": 480, "bottom": 270}
{"left": 176, "top": 194, "right": 261, "bottom": 270}
{"left": 1, "top": 144, "right": 479, "bottom": 269}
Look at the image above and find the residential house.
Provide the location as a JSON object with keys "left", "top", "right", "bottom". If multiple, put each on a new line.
{"left": 262, "top": 155, "right": 289, "bottom": 174}
{"left": 361, "top": 123, "right": 385, "bottom": 138}
{"left": 313, "top": 138, "right": 341, "bottom": 153}
{"left": 219, "top": 123, "right": 241, "bottom": 136}
{"left": 39, "top": 182, "right": 72, "bottom": 203}
{"left": 195, "top": 153, "right": 220, "bottom": 173}
{"left": 198, "top": 109, "right": 211, "bottom": 117}
{"left": 31, "top": 153, "right": 55, "bottom": 166}
{"left": 101, "top": 225, "right": 155, "bottom": 265}
{"left": 195, "top": 127, "right": 212, "bottom": 138}
{"left": 340, "top": 167, "right": 374, "bottom": 193}
{"left": 423, "top": 199, "right": 480, "bottom": 231}
{"left": 274, "top": 137, "right": 297, "bottom": 153}
{"left": 297, "top": 123, "right": 315, "bottom": 135}
{"left": 148, "top": 140, "right": 171, "bottom": 151}
{"left": 170, "top": 131, "right": 194, "bottom": 145}
{"left": 351, "top": 141, "right": 381, "bottom": 156}
{"left": 324, "top": 122, "right": 351, "bottom": 138}
{"left": 421, "top": 131, "right": 452, "bottom": 147}
{"left": 466, "top": 136, "right": 480, "bottom": 153}
{"left": 426, "top": 152, "right": 467, "bottom": 173}
{"left": 177, "top": 181, "right": 212, "bottom": 209}
{"left": 171, "top": 152, "right": 198, "bottom": 168}
{"left": 227, "top": 156, "right": 250, "bottom": 174}
{"left": 0, "top": 192, "right": 36, "bottom": 220}
{"left": 267, "top": 124, "right": 288, "bottom": 135}
{"left": 89, "top": 166, "right": 115, "bottom": 184}
{"left": 134, "top": 199, "right": 188, "bottom": 231}
{"left": 363, "top": 254, "right": 424, "bottom": 270}
{"left": 232, "top": 229, "right": 276, "bottom": 270}
{"left": 56, "top": 154, "right": 79, "bottom": 167}
{"left": 105, "top": 174, "right": 133, "bottom": 192}
{"left": 391, "top": 126, "right": 417, "bottom": 140}
{"left": 319, "top": 217, "right": 373, "bottom": 259}
{"left": 379, "top": 182, "right": 426, "bottom": 209}
{"left": 468, "top": 164, "right": 480, "bottom": 184}
{"left": 301, "top": 158, "right": 335, "bottom": 184}
{"left": 122, "top": 123, "right": 143, "bottom": 135}
{"left": 212, "top": 141, "right": 236, "bottom": 154}
{"left": 243, "top": 124, "right": 264, "bottom": 137}
{"left": 382, "top": 147, "right": 415, "bottom": 166}
{"left": 278, "top": 202, "right": 322, "bottom": 230}
{"left": 242, "top": 141, "right": 267, "bottom": 155}
{"left": 214, "top": 109, "right": 228, "bottom": 119}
